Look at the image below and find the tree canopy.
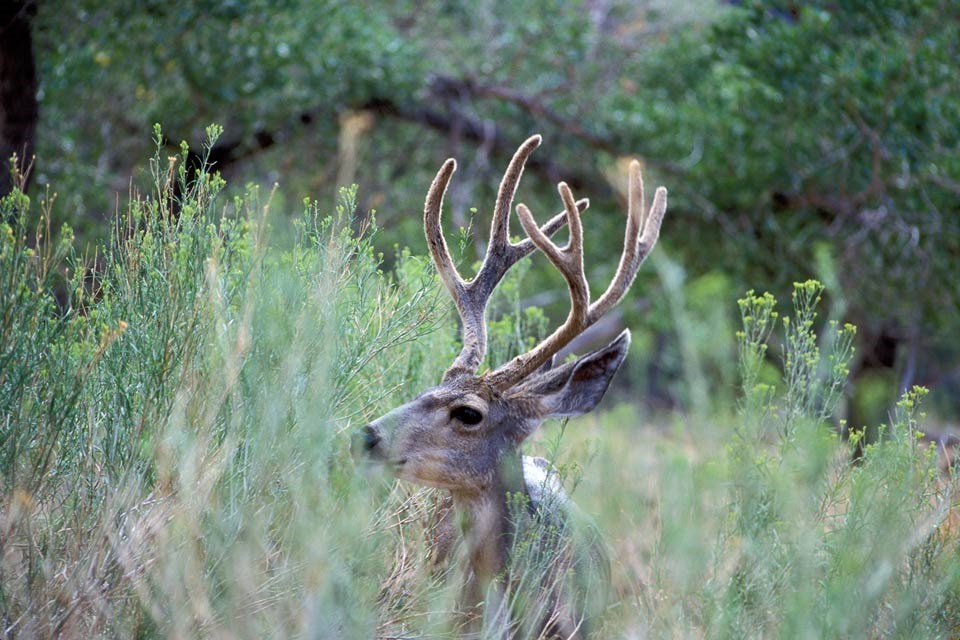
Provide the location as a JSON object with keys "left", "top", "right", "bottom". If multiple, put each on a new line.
{"left": 14, "top": 0, "right": 960, "bottom": 413}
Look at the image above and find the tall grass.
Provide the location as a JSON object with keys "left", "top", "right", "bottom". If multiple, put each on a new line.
{"left": 557, "top": 283, "right": 960, "bottom": 638}
{"left": 2, "top": 131, "right": 959, "bottom": 638}
{"left": 0, "top": 128, "right": 454, "bottom": 638}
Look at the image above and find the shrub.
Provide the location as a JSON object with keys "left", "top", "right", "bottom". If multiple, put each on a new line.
{"left": 3, "top": 131, "right": 958, "bottom": 638}
{"left": 641, "top": 282, "right": 960, "bottom": 638}
{"left": 0, "top": 128, "right": 451, "bottom": 637}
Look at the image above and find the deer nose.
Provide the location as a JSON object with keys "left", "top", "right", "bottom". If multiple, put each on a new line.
{"left": 362, "top": 425, "right": 381, "bottom": 451}
{"left": 352, "top": 425, "right": 382, "bottom": 459}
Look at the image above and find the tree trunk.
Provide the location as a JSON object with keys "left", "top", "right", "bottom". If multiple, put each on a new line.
{"left": 0, "top": 1, "right": 38, "bottom": 200}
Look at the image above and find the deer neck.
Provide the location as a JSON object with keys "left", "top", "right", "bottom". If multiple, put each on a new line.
{"left": 451, "top": 447, "right": 528, "bottom": 586}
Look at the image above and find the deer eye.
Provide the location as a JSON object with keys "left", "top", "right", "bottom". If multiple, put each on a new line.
{"left": 451, "top": 406, "right": 483, "bottom": 426}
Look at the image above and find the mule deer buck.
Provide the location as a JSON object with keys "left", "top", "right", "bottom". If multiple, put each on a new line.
{"left": 356, "top": 135, "right": 667, "bottom": 638}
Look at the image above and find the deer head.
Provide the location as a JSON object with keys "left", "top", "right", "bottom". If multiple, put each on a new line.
{"left": 355, "top": 135, "right": 666, "bottom": 633}
{"left": 359, "top": 134, "right": 666, "bottom": 493}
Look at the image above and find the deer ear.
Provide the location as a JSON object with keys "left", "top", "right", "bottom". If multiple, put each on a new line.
{"left": 519, "top": 330, "right": 631, "bottom": 419}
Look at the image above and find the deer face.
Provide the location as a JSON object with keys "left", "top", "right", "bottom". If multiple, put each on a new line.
{"left": 358, "top": 377, "right": 512, "bottom": 493}
{"left": 357, "top": 331, "right": 631, "bottom": 495}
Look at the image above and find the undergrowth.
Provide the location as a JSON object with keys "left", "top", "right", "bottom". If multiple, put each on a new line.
{"left": 637, "top": 283, "right": 960, "bottom": 638}
{"left": 0, "top": 127, "right": 452, "bottom": 638}
{"left": 1, "top": 129, "right": 959, "bottom": 638}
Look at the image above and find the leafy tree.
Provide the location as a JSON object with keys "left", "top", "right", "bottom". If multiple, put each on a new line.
{"left": 630, "top": 1, "right": 960, "bottom": 370}
{"left": 0, "top": 0, "right": 38, "bottom": 199}
{"left": 32, "top": 0, "right": 424, "bottom": 224}
{"left": 25, "top": 0, "right": 960, "bottom": 414}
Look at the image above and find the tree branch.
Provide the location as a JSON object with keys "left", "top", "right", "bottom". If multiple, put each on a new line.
{"left": 0, "top": 0, "right": 38, "bottom": 199}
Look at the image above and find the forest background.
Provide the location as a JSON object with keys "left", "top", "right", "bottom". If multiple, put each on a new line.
{"left": 6, "top": 0, "right": 958, "bottom": 423}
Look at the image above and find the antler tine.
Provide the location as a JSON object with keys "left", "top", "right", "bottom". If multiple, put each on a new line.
{"left": 489, "top": 135, "right": 542, "bottom": 247}
{"left": 424, "top": 156, "right": 486, "bottom": 378}
{"left": 512, "top": 197, "right": 588, "bottom": 259}
{"left": 588, "top": 160, "right": 667, "bottom": 321}
{"left": 488, "top": 160, "right": 668, "bottom": 389}
{"left": 515, "top": 182, "right": 590, "bottom": 317}
{"left": 471, "top": 134, "right": 542, "bottom": 302}
{"left": 424, "top": 158, "right": 465, "bottom": 300}
{"left": 426, "top": 136, "right": 586, "bottom": 380}
{"left": 486, "top": 183, "right": 591, "bottom": 387}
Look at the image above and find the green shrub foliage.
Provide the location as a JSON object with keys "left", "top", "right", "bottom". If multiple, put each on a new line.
{"left": 3, "top": 135, "right": 960, "bottom": 638}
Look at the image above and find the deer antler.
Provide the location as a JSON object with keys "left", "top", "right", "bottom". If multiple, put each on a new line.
{"left": 486, "top": 159, "right": 667, "bottom": 389}
{"left": 425, "top": 135, "right": 589, "bottom": 380}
